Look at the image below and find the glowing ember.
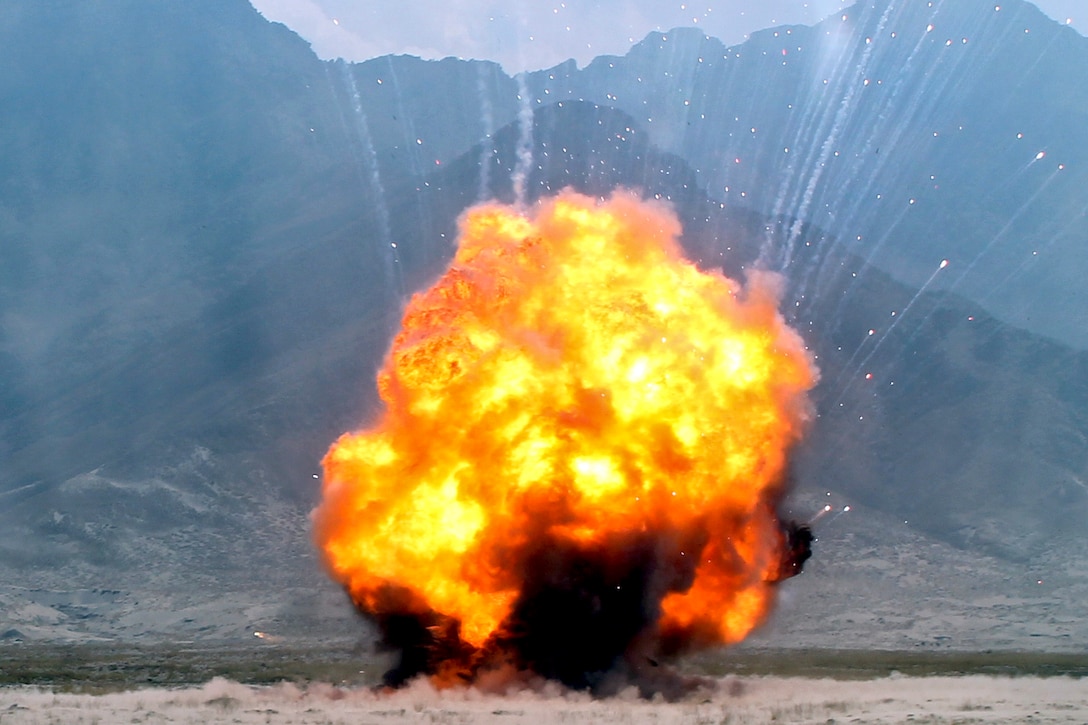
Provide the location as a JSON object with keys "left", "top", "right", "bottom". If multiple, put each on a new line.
{"left": 314, "top": 190, "right": 817, "bottom": 690}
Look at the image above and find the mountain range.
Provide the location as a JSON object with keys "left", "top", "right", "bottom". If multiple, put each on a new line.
{"left": 0, "top": 0, "right": 1085, "bottom": 648}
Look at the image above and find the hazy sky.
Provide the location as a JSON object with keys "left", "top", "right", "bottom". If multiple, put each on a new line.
{"left": 248, "top": 0, "right": 1081, "bottom": 72}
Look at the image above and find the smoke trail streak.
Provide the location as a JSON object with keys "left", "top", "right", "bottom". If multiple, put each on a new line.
{"left": 383, "top": 58, "right": 440, "bottom": 255}
{"left": 814, "top": 0, "right": 951, "bottom": 199}
{"left": 512, "top": 74, "right": 535, "bottom": 207}
{"left": 946, "top": 168, "right": 1060, "bottom": 293}
{"left": 821, "top": 203, "right": 912, "bottom": 330}
{"left": 979, "top": 196, "right": 1088, "bottom": 302}
{"left": 761, "top": 4, "right": 872, "bottom": 258}
{"left": 796, "top": 0, "right": 988, "bottom": 305}
{"left": 704, "top": 52, "right": 747, "bottom": 208}
{"left": 759, "top": 6, "right": 877, "bottom": 267}
{"left": 777, "top": 2, "right": 895, "bottom": 273}
{"left": 826, "top": 327, "right": 879, "bottom": 396}
{"left": 797, "top": 1, "right": 1017, "bottom": 311}
{"left": 824, "top": 506, "right": 852, "bottom": 526}
{"left": 856, "top": 63, "right": 1065, "bottom": 346}
{"left": 888, "top": 181, "right": 1079, "bottom": 395}
{"left": 1001, "top": 11, "right": 1066, "bottom": 96}
{"left": 477, "top": 64, "right": 496, "bottom": 201}
{"left": 807, "top": 504, "right": 834, "bottom": 526}
{"left": 796, "top": 0, "right": 951, "bottom": 300}
{"left": 384, "top": 59, "right": 425, "bottom": 180}
{"left": 341, "top": 62, "right": 402, "bottom": 298}
{"left": 832, "top": 0, "right": 945, "bottom": 170}
{"left": 883, "top": 191, "right": 1087, "bottom": 368}
{"left": 809, "top": 10, "right": 1052, "bottom": 324}
{"left": 809, "top": 0, "right": 1042, "bottom": 274}
{"left": 833, "top": 259, "right": 948, "bottom": 406}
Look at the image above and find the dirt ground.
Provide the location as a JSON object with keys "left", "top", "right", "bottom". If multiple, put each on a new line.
{"left": 2, "top": 674, "right": 1086, "bottom": 724}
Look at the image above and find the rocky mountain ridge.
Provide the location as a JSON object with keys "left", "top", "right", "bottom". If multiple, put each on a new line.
{"left": 0, "top": 0, "right": 1084, "bottom": 646}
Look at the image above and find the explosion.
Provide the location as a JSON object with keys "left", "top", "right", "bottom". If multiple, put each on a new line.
{"left": 314, "top": 190, "right": 817, "bottom": 692}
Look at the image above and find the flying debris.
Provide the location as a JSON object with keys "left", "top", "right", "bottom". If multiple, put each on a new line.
{"left": 314, "top": 190, "right": 818, "bottom": 694}
{"left": 770, "top": 521, "right": 814, "bottom": 582}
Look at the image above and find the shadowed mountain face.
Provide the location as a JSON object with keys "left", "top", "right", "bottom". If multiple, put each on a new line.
{"left": 426, "top": 100, "right": 1088, "bottom": 560}
{"left": 0, "top": 0, "right": 1085, "bottom": 642}
{"left": 587, "top": 6, "right": 1088, "bottom": 345}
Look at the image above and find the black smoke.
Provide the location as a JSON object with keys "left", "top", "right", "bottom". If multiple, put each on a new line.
{"left": 771, "top": 521, "right": 814, "bottom": 582}
{"left": 355, "top": 518, "right": 812, "bottom": 697}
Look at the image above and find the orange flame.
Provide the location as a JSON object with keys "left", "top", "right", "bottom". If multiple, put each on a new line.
{"left": 315, "top": 190, "right": 816, "bottom": 654}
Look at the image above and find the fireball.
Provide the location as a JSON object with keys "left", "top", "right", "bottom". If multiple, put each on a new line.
{"left": 314, "top": 189, "right": 816, "bottom": 681}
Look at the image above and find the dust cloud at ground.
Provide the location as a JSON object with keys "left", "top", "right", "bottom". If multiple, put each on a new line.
{"left": 1, "top": 675, "right": 1086, "bottom": 724}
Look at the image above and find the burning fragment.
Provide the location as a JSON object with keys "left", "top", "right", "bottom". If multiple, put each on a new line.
{"left": 771, "top": 521, "right": 814, "bottom": 582}
{"left": 314, "top": 189, "right": 817, "bottom": 693}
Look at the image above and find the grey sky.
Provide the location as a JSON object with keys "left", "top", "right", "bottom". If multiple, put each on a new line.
{"left": 248, "top": 0, "right": 1081, "bottom": 72}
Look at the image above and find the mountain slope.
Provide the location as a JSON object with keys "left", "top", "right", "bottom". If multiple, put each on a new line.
{"left": 521, "top": 0, "right": 1088, "bottom": 348}
{"left": 0, "top": 0, "right": 1085, "bottom": 645}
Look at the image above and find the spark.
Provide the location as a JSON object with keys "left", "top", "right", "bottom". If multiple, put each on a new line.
{"left": 808, "top": 504, "right": 834, "bottom": 524}
{"left": 835, "top": 259, "right": 950, "bottom": 405}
